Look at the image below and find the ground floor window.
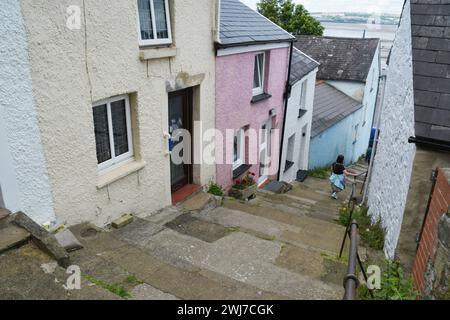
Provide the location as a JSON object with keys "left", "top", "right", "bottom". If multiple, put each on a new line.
{"left": 285, "top": 134, "right": 296, "bottom": 172}
{"left": 93, "top": 95, "right": 133, "bottom": 171}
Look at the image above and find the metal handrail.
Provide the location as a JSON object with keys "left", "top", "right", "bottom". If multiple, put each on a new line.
{"left": 343, "top": 221, "right": 359, "bottom": 300}
{"left": 341, "top": 220, "right": 374, "bottom": 300}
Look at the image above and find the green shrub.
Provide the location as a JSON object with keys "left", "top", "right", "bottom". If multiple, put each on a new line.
{"left": 358, "top": 260, "right": 420, "bottom": 300}
{"left": 309, "top": 166, "right": 331, "bottom": 179}
{"left": 207, "top": 181, "right": 224, "bottom": 196}
{"left": 338, "top": 205, "right": 385, "bottom": 250}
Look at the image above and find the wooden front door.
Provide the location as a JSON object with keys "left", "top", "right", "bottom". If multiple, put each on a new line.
{"left": 168, "top": 88, "right": 193, "bottom": 193}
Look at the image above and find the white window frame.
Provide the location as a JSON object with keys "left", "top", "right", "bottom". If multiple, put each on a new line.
{"left": 287, "top": 134, "right": 296, "bottom": 163}
{"left": 93, "top": 95, "right": 134, "bottom": 173}
{"left": 233, "top": 128, "right": 245, "bottom": 170}
{"left": 253, "top": 53, "right": 266, "bottom": 96}
{"left": 299, "top": 79, "right": 308, "bottom": 109}
{"left": 136, "top": 0, "right": 172, "bottom": 46}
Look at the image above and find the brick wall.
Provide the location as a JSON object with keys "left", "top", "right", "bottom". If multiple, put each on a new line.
{"left": 412, "top": 168, "right": 450, "bottom": 293}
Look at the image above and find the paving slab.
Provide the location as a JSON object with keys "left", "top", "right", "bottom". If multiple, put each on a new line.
{"left": 142, "top": 206, "right": 183, "bottom": 225}
{"left": 0, "top": 224, "right": 30, "bottom": 254}
{"left": 165, "top": 213, "right": 230, "bottom": 243}
{"left": 112, "top": 218, "right": 164, "bottom": 247}
{"left": 71, "top": 227, "right": 286, "bottom": 300}
{"left": 143, "top": 228, "right": 342, "bottom": 299}
{"left": 131, "top": 284, "right": 179, "bottom": 300}
{"left": 0, "top": 243, "right": 119, "bottom": 300}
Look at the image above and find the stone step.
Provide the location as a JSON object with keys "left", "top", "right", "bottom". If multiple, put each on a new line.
{"left": 139, "top": 225, "right": 343, "bottom": 299}
{"left": 0, "top": 219, "right": 31, "bottom": 254}
{"left": 222, "top": 200, "right": 347, "bottom": 256}
{"left": 255, "top": 189, "right": 343, "bottom": 224}
{"left": 0, "top": 208, "right": 11, "bottom": 221}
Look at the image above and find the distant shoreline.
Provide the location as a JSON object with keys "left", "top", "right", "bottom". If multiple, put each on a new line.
{"left": 311, "top": 12, "right": 400, "bottom": 26}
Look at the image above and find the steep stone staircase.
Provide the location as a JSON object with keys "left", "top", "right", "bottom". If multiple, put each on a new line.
{"left": 0, "top": 175, "right": 365, "bottom": 300}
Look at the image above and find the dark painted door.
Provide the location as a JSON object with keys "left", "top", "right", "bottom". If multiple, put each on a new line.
{"left": 168, "top": 89, "right": 193, "bottom": 193}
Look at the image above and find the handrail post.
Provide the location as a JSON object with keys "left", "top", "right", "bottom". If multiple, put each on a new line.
{"left": 343, "top": 220, "right": 359, "bottom": 300}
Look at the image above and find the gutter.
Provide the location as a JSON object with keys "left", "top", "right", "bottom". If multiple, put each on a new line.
{"left": 408, "top": 136, "right": 450, "bottom": 152}
{"left": 277, "top": 41, "right": 294, "bottom": 181}
{"left": 215, "top": 38, "right": 294, "bottom": 51}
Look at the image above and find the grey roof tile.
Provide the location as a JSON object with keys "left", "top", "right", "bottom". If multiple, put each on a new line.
{"left": 289, "top": 48, "right": 319, "bottom": 84}
{"left": 294, "top": 36, "right": 379, "bottom": 82}
{"left": 411, "top": 0, "right": 450, "bottom": 142}
{"left": 218, "top": 0, "right": 294, "bottom": 47}
{"left": 311, "top": 83, "right": 362, "bottom": 137}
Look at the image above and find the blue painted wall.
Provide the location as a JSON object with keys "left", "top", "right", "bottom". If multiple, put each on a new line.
{"left": 309, "top": 108, "right": 368, "bottom": 169}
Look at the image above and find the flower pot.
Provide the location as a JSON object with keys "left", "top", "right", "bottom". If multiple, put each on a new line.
{"left": 229, "top": 184, "right": 257, "bottom": 200}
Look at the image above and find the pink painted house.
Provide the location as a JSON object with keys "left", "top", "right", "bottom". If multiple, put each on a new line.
{"left": 215, "top": 0, "right": 294, "bottom": 190}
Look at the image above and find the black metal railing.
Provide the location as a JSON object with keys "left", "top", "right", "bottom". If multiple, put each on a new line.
{"left": 341, "top": 219, "right": 374, "bottom": 300}
{"left": 343, "top": 221, "right": 359, "bottom": 300}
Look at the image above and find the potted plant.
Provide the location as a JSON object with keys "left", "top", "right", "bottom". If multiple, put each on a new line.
{"left": 229, "top": 172, "right": 257, "bottom": 200}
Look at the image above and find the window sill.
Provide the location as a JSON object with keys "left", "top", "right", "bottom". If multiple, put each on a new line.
{"left": 284, "top": 160, "right": 294, "bottom": 172}
{"left": 232, "top": 164, "right": 252, "bottom": 180}
{"left": 251, "top": 93, "right": 272, "bottom": 104}
{"left": 139, "top": 46, "right": 177, "bottom": 61}
{"left": 97, "top": 160, "right": 146, "bottom": 189}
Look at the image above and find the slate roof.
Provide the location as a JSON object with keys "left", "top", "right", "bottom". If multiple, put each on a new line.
{"left": 290, "top": 48, "right": 320, "bottom": 85}
{"left": 410, "top": 0, "right": 450, "bottom": 143}
{"left": 218, "top": 0, "right": 294, "bottom": 48}
{"left": 311, "top": 83, "right": 363, "bottom": 138}
{"left": 294, "top": 36, "right": 380, "bottom": 82}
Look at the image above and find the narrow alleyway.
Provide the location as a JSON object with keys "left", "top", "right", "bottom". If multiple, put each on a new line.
{"left": 0, "top": 171, "right": 368, "bottom": 300}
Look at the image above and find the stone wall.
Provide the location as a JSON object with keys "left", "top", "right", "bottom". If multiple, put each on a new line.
{"left": 367, "top": 0, "right": 416, "bottom": 259}
{"left": 412, "top": 168, "right": 450, "bottom": 297}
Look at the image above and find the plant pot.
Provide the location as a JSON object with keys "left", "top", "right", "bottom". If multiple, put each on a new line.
{"left": 229, "top": 184, "right": 257, "bottom": 200}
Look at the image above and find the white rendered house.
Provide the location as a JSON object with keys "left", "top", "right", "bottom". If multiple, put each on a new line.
{"left": 279, "top": 49, "right": 319, "bottom": 182}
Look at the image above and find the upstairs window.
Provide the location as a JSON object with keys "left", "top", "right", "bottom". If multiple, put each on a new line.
{"left": 137, "top": 0, "right": 172, "bottom": 46}
{"left": 298, "top": 80, "right": 308, "bottom": 118}
{"left": 93, "top": 95, "right": 134, "bottom": 171}
{"left": 253, "top": 53, "right": 265, "bottom": 96}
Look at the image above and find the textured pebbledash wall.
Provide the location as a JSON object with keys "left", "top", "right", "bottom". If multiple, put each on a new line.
{"left": 0, "top": 0, "right": 55, "bottom": 223}
{"left": 20, "top": 0, "right": 216, "bottom": 226}
{"left": 367, "top": 0, "right": 416, "bottom": 259}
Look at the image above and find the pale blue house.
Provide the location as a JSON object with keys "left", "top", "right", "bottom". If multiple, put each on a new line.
{"left": 309, "top": 83, "right": 364, "bottom": 168}
{"left": 294, "top": 36, "right": 380, "bottom": 169}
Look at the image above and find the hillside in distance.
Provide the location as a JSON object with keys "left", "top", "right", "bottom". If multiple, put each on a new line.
{"left": 311, "top": 12, "right": 400, "bottom": 25}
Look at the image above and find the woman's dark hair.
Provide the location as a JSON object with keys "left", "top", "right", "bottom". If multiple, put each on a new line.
{"left": 336, "top": 155, "right": 345, "bottom": 164}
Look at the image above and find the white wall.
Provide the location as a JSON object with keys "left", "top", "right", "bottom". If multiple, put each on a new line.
{"left": 0, "top": 0, "right": 56, "bottom": 224}
{"left": 327, "top": 45, "right": 381, "bottom": 163}
{"left": 367, "top": 0, "right": 416, "bottom": 259}
{"left": 327, "top": 81, "right": 365, "bottom": 102}
{"left": 20, "top": 0, "right": 216, "bottom": 226}
{"left": 280, "top": 69, "right": 318, "bottom": 182}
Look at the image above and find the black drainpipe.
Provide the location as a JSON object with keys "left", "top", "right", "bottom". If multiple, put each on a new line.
{"left": 277, "top": 41, "right": 294, "bottom": 181}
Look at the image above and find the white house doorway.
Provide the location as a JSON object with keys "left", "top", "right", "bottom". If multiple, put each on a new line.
{"left": 258, "top": 119, "right": 272, "bottom": 186}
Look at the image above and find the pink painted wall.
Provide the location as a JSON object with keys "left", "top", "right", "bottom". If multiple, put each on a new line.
{"left": 215, "top": 47, "right": 290, "bottom": 190}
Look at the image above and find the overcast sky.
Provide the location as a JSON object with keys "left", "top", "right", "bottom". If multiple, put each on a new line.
{"left": 239, "top": 0, "right": 405, "bottom": 15}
